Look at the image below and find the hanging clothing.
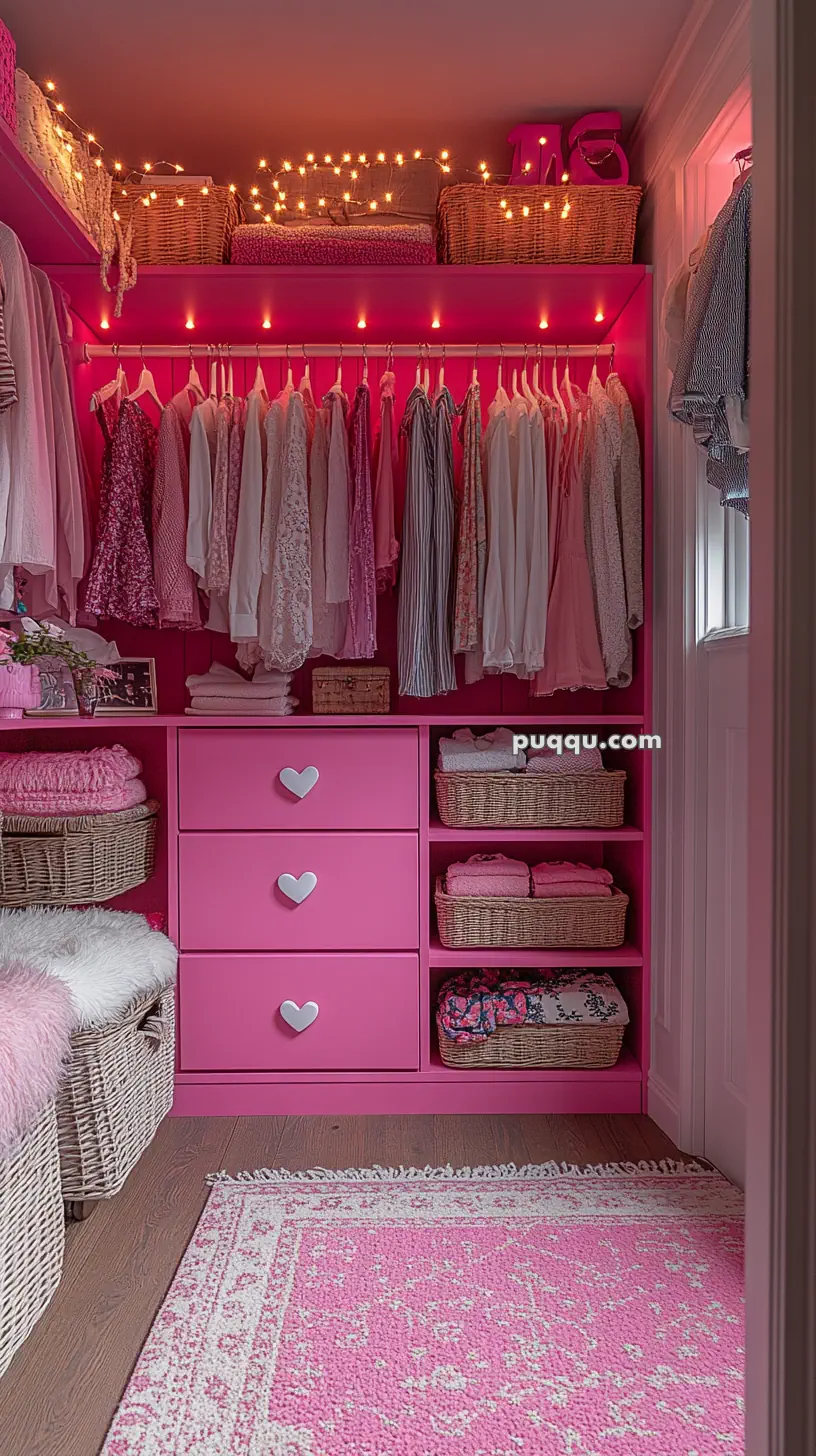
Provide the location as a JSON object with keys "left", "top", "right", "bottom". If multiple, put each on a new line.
{"left": 669, "top": 173, "right": 751, "bottom": 515}
{"left": 508, "top": 392, "right": 535, "bottom": 675}
{"left": 429, "top": 385, "right": 457, "bottom": 692}
{"left": 533, "top": 392, "right": 606, "bottom": 696}
{"left": 397, "top": 385, "right": 436, "bottom": 697}
{"left": 521, "top": 401, "right": 549, "bottom": 675}
{"left": 453, "top": 379, "right": 486, "bottom": 654}
{"left": 259, "top": 389, "right": 312, "bottom": 671}
{"left": 153, "top": 385, "right": 202, "bottom": 629}
{"left": 0, "top": 224, "right": 54, "bottom": 611}
{"left": 585, "top": 371, "right": 629, "bottom": 687}
{"left": 229, "top": 383, "right": 268, "bottom": 642}
{"left": 49, "top": 278, "right": 95, "bottom": 563}
{"left": 660, "top": 226, "right": 712, "bottom": 374}
{"left": 206, "top": 395, "right": 235, "bottom": 601}
{"left": 84, "top": 398, "right": 159, "bottom": 626}
{"left": 186, "top": 395, "right": 218, "bottom": 586}
{"left": 30, "top": 269, "right": 84, "bottom": 625}
{"left": 606, "top": 372, "right": 644, "bottom": 631}
{"left": 481, "top": 386, "right": 515, "bottom": 671}
{"left": 0, "top": 258, "right": 17, "bottom": 413}
{"left": 226, "top": 395, "right": 244, "bottom": 571}
{"left": 372, "top": 369, "right": 400, "bottom": 593}
{"left": 323, "top": 387, "right": 351, "bottom": 607}
{"left": 343, "top": 378, "right": 377, "bottom": 660}
{"left": 309, "top": 404, "right": 347, "bottom": 658}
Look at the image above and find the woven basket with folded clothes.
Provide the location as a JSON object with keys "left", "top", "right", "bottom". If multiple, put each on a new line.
{"left": 434, "top": 730, "right": 625, "bottom": 828}
{"left": 435, "top": 856, "right": 629, "bottom": 949}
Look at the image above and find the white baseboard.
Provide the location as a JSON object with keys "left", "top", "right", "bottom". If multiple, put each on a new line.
{"left": 647, "top": 1072, "right": 682, "bottom": 1148}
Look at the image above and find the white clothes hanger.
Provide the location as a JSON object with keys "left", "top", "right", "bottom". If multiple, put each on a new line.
{"left": 494, "top": 344, "right": 510, "bottom": 405}
{"left": 126, "top": 347, "right": 163, "bottom": 409}
{"left": 362, "top": 340, "right": 369, "bottom": 385}
{"left": 415, "top": 343, "right": 423, "bottom": 392}
{"left": 226, "top": 345, "right": 234, "bottom": 397}
{"left": 330, "top": 343, "right": 344, "bottom": 394}
{"left": 285, "top": 343, "right": 294, "bottom": 392}
{"left": 437, "top": 343, "right": 446, "bottom": 394}
{"left": 253, "top": 343, "right": 267, "bottom": 397}
{"left": 208, "top": 348, "right": 218, "bottom": 399}
{"left": 298, "top": 342, "right": 314, "bottom": 401}
{"left": 563, "top": 343, "right": 578, "bottom": 407}
{"left": 552, "top": 344, "right": 568, "bottom": 432}
{"left": 91, "top": 344, "right": 128, "bottom": 411}
{"left": 187, "top": 345, "right": 205, "bottom": 400}
{"left": 422, "top": 343, "right": 430, "bottom": 395}
{"left": 471, "top": 343, "right": 479, "bottom": 389}
{"left": 522, "top": 345, "right": 538, "bottom": 406}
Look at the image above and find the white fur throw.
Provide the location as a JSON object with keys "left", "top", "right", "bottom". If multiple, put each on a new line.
{"left": 0, "top": 908, "right": 177, "bottom": 1029}
{"left": 0, "top": 963, "right": 74, "bottom": 1155}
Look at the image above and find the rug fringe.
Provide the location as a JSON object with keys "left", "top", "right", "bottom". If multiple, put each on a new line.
{"left": 205, "top": 1158, "right": 712, "bottom": 1186}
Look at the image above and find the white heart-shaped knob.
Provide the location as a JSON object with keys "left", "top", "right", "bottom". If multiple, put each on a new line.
{"left": 277, "top": 871, "right": 318, "bottom": 904}
{"left": 279, "top": 765, "right": 319, "bottom": 799}
{"left": 279, "top": 999, "right": 319, "bottom": 1032}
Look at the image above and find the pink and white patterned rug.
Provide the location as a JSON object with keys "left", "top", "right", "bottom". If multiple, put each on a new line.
{"left": 103, "top": 1162, "right": 744, "bottom": 1456}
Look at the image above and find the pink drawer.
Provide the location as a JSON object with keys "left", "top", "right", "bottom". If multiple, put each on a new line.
{"left": 178, "top": 728, "right": 418, "bottom": 830}
{"left": 178, "top": 832, "right": 419, "bottom": 951}
{"left": 179, "top": 953, "right": 419, "bottom": 1071}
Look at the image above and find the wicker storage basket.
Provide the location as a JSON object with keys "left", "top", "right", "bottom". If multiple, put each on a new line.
{"left": 57, "top": 986, "right": 175, "bottom": 1205}
{"left": 438, "top": 1022, "right": 625, "bottom": 1069}
{"left": 113, "top": 182, "right": 242, "bottom": 264}
{"left": 434, "top": 769, "right": 625, "bottom": 828}
{"left": 438, "top": 183, "right": 642, "bottom": 265}
{"left": 0, "top": 801, "right": 159, "bottom": 908}
{"left": 0, "top": 1102, "right": 64, "bottom": 1377}
{"left": 434, "top": 877, "right": 628, "bottom": 948}
{"left": 312, "top": 666, "right": 390, "bottom": 714}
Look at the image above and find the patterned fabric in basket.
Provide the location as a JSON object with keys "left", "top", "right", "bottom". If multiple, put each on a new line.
{"left": 231, "top": 222, "right": 437, "bottom": 266}
{"left": 437, "top": 969, "right": 629, "bottom": 1043}
{"left": 0, "top": 23, "right": 15, "bottom": 132}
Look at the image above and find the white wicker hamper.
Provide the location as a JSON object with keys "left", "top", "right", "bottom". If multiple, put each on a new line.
{"left": 0, "top": 1102, "right": 64, "bottom": 1377}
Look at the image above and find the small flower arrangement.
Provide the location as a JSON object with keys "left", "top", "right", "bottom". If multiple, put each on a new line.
{"left": 0, "top": 619, "right": 117, "bottom": 686}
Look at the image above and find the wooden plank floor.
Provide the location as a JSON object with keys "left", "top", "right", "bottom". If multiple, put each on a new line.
{"left": 0, "top": 1113, "right": 689, "bottom": 1456}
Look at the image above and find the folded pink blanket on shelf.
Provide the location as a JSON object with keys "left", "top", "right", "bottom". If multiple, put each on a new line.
{"left": 186, "top": 696, "right": 299, "bottom": 715}
{"left": 230, "top": 223, "right": 437, "bottom": 267}
{"left": 447, "top": 853, "right": 529, "bottom": 881}
{"left": 446, "top": 876, "right": 530, "bottom": 898}
{"left": 531, "top": 861, "right": 613, "bottom": 886}
{"left": 526, "top": 747, "right": 604, "bottom": 774}
{"left": 532, "top": 882, "right": 613, "bottom": 899}
{"left": 0, "top": 746, "right": 145, "bottom": 815}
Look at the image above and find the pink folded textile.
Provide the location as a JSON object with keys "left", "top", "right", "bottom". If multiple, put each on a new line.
{"left": 187, "top": 695, "right": 299, "bottom": 715}
{"left": 447, "top": 876, "right": 530, "bottom": 898}
{"left": 0, "top": 778, "right": 147, "bottom": 818}
{"left": 447, "top": 853, "right": 529, "bottom": 881}
{"left": 230, "top": 223, "right": 437, "bottom": 267}
{"left": 531, "top": 861, "right": 613, "bottom": 886}
{"left": 532, "top": 882, "right": 613, "bottom": 899}
{"left": 0, "top": 745, "right": 144, "bottom": 815}
{"left": 526, "top": 747, "right": 604, "bottom": 774}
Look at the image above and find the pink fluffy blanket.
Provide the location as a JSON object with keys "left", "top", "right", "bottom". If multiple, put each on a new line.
{"left": 0, "top": 963, "right": 74, "bottom": 1155}
{"left": 0, "top": 745, "right": 144, "bottom": 816}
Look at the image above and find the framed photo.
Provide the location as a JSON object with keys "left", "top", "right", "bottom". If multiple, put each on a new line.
{"left": 96, "top": 658, "right": 158, "bottom": 716}
{"left": 25, "top": 664, "right": 79, "bottom": 717}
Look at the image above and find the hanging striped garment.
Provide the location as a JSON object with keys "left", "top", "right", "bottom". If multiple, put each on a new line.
{"left": 430, "top": 387, "right": 458, "bottom": 693}
{"left": 397, "top": 386, "right": 436, "bottom": 697}
{"left": 0, "top": 259, "right": 17, "bottom": 413}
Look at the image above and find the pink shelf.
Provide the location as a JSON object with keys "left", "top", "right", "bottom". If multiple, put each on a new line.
{"left": 46, "top": 262, "right": 649, "bottom": 343}
{"left": 173, "top": 1047, "right": 642, "bottom": 1085}
{"left": 429, "top": 818, "right": 643, "bottom": 842}
{"left": 0, "top": 116, "right": 99, "bottom": 265}
{"left": 425, "top": 1047, "right": 642, "bottom": 1081}
{"left": 0, "top": 712, "right": 647, "bottom": 731}
{"left": 428, "top": 938, "right": 644, "bottom": 968}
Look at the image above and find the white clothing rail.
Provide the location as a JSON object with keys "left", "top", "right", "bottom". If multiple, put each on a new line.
{"left": 82, "top": 342, "right": 616, "bottom": 360}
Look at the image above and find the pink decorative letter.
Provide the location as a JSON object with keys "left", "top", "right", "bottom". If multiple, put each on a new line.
{"left": 567, "top": 112, "right": 629, "bottom": 185}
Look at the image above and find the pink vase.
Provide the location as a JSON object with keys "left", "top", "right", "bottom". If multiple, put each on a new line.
{"left": 0, "top": 664, "right": 41, "bottom": 717}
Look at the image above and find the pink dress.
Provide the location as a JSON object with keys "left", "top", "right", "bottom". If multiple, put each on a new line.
{"left": 342, "top": 379, "right": 377, "bottom": 659}
{"left": 152, "top": 386, "right": 202, "bottom": 629}
{"left": 84, "top": 398, "right": 159, "bottom": 626}
{"left": 533, "top": 399, "right": 605, "bottom": 696}
{"left": 372, "top": 370, "right": 400, "bottom": 592}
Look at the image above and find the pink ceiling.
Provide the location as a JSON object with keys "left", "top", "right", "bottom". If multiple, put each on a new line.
{"left": 3, "top": 0, "right": 691, "bottom": 186}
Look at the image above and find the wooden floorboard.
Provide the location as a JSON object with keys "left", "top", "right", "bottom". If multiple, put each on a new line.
{"left": 0, "top": 1113, "right": 693, "bottom": 1456}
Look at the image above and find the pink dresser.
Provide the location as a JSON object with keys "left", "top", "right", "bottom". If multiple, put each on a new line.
{"left": 177, "top": 727, "right": 421, "bottom": 1078}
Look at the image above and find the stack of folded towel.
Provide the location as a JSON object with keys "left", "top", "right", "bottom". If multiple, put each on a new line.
{"left": 438, "top": 728, "right": 525, "bottom": 773}
{"left": 185, "top": 663, "right": 299, "bottom": 716}
{"left": 526, "top": 745, "right": 604, "bottom": 775}
{"left": 445, "top": 854, "right": 531, "bottom": 897}
{"left": 531, "top": 862, "right": 614, "bottom": 899}
{"left": 0, "top": 745, "right": 147, "bottom": 817}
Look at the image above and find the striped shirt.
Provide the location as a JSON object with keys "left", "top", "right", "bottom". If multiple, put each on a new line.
{"left": 397, "top": 386, "right": 436, "bottom": 697}
{"left": 0, "top": 258, "right": 17, "bottom": 413}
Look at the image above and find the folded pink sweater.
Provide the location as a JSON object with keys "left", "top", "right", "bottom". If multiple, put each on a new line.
{"left": 447, "top": 854, "right": 529, "bottom": 881}
{"left": 447, "top": 876, "right": 530, "bottom": 898}
{"left": 532, "top": 881, "right": 613, "bottom": 899}
{"left": 531, "top": 861, "right": 613, "bottom": 886}
{"left": 0, "top": 746, "right": 145, "bottom": 816}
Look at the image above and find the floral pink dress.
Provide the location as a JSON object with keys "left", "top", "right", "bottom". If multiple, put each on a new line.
{"left": 84, "top": 398, "right": 159, "bottom": 626}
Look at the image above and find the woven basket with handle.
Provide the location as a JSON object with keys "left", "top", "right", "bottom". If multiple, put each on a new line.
{"left": 438, "top": 1022, "right": 625, "bottom": 1069}
{"left": 0, "top": 800, "right": 158, "bottom": 907}
{"left": 312, "top": 666, "right": 390, "bottom": 714}
{"left": 434, "top": 769, "right": 626, "bottom": 828}
{"left": 438, "top": 183, "right": 642, "bottom": 265}
{"left": 57, "top": 986, "right": 175, "bottom": 1206}
{"left": 0, "top": 1102, "right": 64, "bottom": 1377}
{"left": 434, "top": 877, "right": 629, "bottom": 949}
{"left": 113, "top": 182, "right": 242, "bottom": 264}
